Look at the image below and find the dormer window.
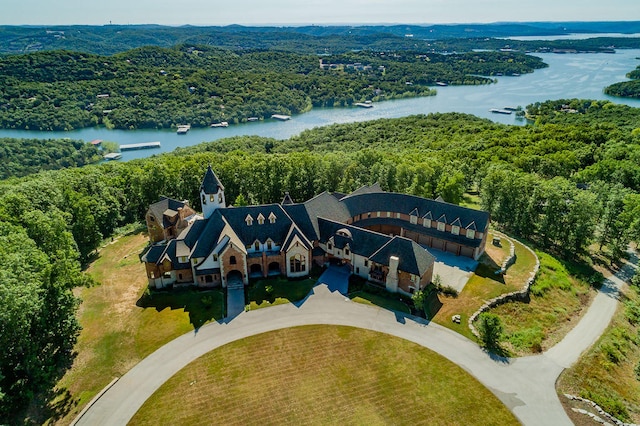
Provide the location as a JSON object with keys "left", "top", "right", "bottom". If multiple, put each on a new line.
{"left": 254, "top": 241, "right": 260, "bottom": 251}
{"left": 257, "top": 213, "right": 265, "bottom": 225}
{"left": 437, "top": 222, "right": 445, "bottom": 232}
{"left": 328, "top": 242, "right": 333, "bottom": 250}
{"left": 245, "top": 214, "right": 253, "bottom": 226}
{"left": 423, "top": 218, "right": 431, "bottom": 228}
{"left": 269, "top": 212, "right": 276, "bottom": 224}
{"left": 202, "top": 194, "right": 206, "bottom": 204}
{"left": 451, "top": 225, "right": 460, "bottom": 236}
{"left": 218, "top": 193, "right": 223, "bottom": 203}
{"left": 466, "top": 229, "right": 476, "bottom": 239}
{"left": 267, "top": 240, "right": 273, "bottom": 250}
{"left": 210, "top": 194, "right": 215, "bottom": 202}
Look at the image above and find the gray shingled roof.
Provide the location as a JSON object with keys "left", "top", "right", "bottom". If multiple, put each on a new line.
{"left": 200, "top": 165, "right": 224, "bottom": 194}
{"left": 369, "top": 236, "right": 435, "bottom": 277}
{"left": 220, "top": 204, "right": 293, "bottom": 247}
{"left": 352, "top": 217, "right": 484, "bottom": 248}
{"left": 148, "top": 196, "right": 189, "bottom": 229}
{"left": 191, "top": 212, "right": 226, "bottom": 258}
{"left": 318, "top": 217, "right": 391, "bottom": 258}
{"left": 340, "top": 192, "right": 489, "bottom": 231}
{"left": 342, "top": 182, "right": 384, "bottom": 199}
{"left": 141, "top": 243, "right": 166, "bottom": 263}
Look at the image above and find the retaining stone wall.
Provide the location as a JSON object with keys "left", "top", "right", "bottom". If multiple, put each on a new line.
{"left": 564, "top": 394, "right": 637, "bottom": 426}
{"left": 468, "top": 231, "right": 540, "bottom": 338}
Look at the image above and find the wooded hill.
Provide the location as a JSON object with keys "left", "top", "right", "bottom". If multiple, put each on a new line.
{"left": 1, "top": 23, "right": 639, "bottom": 55}
{"left": 605, "top": 63, "right": 640, "bottom": 98}
{"left": 3, "top": 101, "right": 640, "bottom": 422}
{"left": 0, "top": 46, "right": 544, "bottom": 130}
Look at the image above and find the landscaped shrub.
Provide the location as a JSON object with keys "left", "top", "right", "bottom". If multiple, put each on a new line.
{"left": 507, "top": 327, "right": 544, "bottom": 352}
{"left": 477, "top": 313, "right": 504, "bottom": 350}
{"left": 625, "top": 299, "right": 640, "bottom": 325}
{"left": 201, "top": 294, "right": 215, "bottom": 309}
{"left": 440, "top": 285, "right": 459, "bottom": 298}
{"left": 580, "top": 389, "right": 630, "bottom": 422}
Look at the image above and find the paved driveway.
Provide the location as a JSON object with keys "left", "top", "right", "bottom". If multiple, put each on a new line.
{"left": 429, "top": 248, "right": 478, "bottom": 292}
{"left": 226, "top": 286, "right": 245, "bottom": 319}
{"left": 75, "top": 252, "right": 637, "bottom": 426}
{"left": 316, "top": 265, "right": 350, "bottom": 295}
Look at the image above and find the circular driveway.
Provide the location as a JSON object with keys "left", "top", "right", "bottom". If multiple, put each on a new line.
{"left": 75, "top": 254, "right": 637, "bottom": 426}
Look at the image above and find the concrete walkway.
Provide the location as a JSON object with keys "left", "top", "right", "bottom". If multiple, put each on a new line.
{"left": 76, "top": 253, "right": 638, "bottom": 426}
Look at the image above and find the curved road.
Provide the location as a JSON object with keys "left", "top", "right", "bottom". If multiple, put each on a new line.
{"left": 76, "top": 253, "right": 638, "bottom": 426}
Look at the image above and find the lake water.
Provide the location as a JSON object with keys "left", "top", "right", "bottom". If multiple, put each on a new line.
{"left": 1, "top": 49, "right": 639, "bottom": 161}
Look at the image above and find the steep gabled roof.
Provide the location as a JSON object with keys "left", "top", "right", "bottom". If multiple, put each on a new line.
{"left": 369, "top": 236, "right": 435, "bottom": 277}
{"left": 302, "top": 192, "right": 351, "bottom": 237}
{"left": 141, "top": 243, "right": 165, "bottom": 263}
{"left": 147, "top": 196, "right": 189, "bottom": 228}
{"left": 282, "top": 225, "right": 313, "bottom": 251}
{"left": 343, "top": 182, "right": 385, "bottom": 199}
{"left": 200, "top": 165, "right": 224, "bottom": 194}
{"left": 281, "top": 192, "right": 294, "bottom": 205}
{"left": 318, "top": 217, "right": 391, "bottom": 258}
{"left": 191, "top": 212, "right": 226, "bottom": 258}
{"left": 220, "top": 204, "right": 293, "bottom": 246}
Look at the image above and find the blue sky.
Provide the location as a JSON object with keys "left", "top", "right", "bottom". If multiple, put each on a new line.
{"left": 1, "top": 0, "right": 638, "bottom": 26}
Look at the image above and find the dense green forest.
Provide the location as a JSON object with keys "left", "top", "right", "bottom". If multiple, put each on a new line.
{"left": 0, "top": 46, "right": 545, "bottom": 130}
{"left": 3, "top": 103, "right": 640, "bottom": 421}
{"left": 605, "top": 62, "right": 640, "bottom": 98}
{"left": 1, "top": 23, "right": 639, "bottom": 55}
{"left": 0, "top": 138, "right": 101, "bottom": 178}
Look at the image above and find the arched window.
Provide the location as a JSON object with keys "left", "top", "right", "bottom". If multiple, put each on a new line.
{"left": 230, "top": 255, "right": 237, "bottom": 265}
{"left": 289, "top": 254, "right": 305, "bottom": 273}
{"left": 202, "top": 194, "right": 206, "bottom": 204}
{"left": 218, "top": 193, "right": 223, "bottom": 203}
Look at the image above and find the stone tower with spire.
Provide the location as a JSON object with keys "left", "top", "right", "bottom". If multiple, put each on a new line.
{"left": 200, "top": 165, "right": 226, "bottom": 219}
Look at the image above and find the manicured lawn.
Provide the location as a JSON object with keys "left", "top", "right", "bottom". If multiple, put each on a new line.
{"left": 431, "top": 232, "right": 536, "bottom": 340}
{"left": 558, "top": 284, "right": 640, "bottom": 423}
{"left": 48, "top": 233, "right": 224, "bottom": 425}
{"left": 350, "top": 291, "right": 411, "bottom": 314}
{"left": 129, "top": 325, "right": 519, "bottom": 426}
{"left": 247, "top": 277, "right": 316, "bottom": 310}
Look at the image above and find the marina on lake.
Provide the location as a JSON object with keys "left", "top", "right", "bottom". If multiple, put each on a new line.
{"left": 1, "top": 49, "right": 639, "bottom": 162}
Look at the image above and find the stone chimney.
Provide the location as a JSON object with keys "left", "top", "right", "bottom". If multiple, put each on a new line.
{"left": 385, "top": 256, "right": 399, "bottom": 293}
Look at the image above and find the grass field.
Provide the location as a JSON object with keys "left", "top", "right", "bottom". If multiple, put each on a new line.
{"left": 247, "top": 277, "right": 316, "bottom": 309}
{"left": 431, "top": 232, "right": 537, "bottom": 340}
{"left": 350, "top": 291, "right": 411, "bottom": 313}
{"left": 491, "top": 251, "right": 597, "bottom": 355}
{"left": 558, "top": 282, "right": 640, "bottom": 423}
{"left": 129, "top": 325, "right": 519, "bottom": 426}
{"left": 46, "top": 232, "right": 224, "bottom": 425}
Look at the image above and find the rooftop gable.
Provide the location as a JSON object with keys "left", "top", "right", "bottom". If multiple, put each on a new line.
{"left": 369, "top": 236, "right": 435, "bottom": 276}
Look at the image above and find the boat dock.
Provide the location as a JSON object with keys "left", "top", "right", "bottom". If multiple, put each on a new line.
{"left": 103, "top": 153, "right": 122, "bottom": 160}
{"left": 119, "top": 141, "right": 161, "bottom": 151}
{"left": 271, "top": 114, "right": 291, "bottom": 121}
{"left": 355, "top": 101, "right": 374, "bottom": 108}
{"left": 490, "top": 109, "right": 513, "bottom": 115}
{"left": 177, "top": 124, "right": 191, "bottom": 134}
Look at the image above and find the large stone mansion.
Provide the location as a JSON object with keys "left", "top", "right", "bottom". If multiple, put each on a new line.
{"left": 141, "top": 166, "right": 490, "bottom": 296}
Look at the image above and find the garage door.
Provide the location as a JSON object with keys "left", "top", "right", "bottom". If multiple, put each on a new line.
{"left": 431, "top": 238, "right": 444, "bottom": 251}
{"left": 460, "top": 246, "right": 474, "bottom": 258}
{"left": 446, "top": 243, "right": 459, "bottom": 255}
